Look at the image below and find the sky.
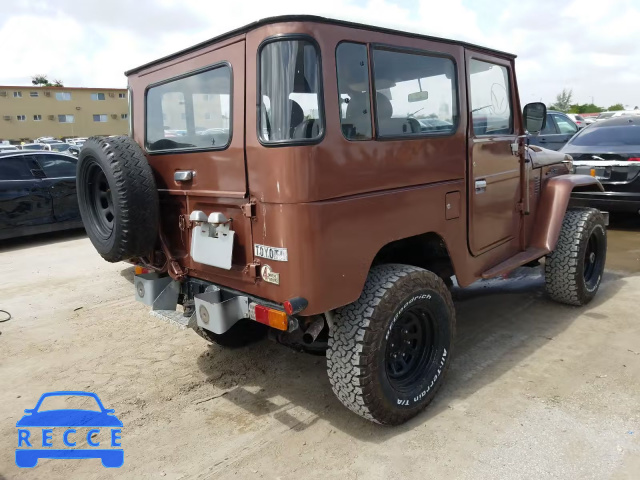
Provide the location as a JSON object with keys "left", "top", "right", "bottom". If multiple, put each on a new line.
{"left": 1, "top": 0, "right": 639, "bottom": 110}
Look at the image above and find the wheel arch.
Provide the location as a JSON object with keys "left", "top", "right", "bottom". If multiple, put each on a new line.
{"left": 371, "top": 231, "right": 456, "bottom": 285}
{"left": 531, "top": 174, "right": 603, "bottom": 252}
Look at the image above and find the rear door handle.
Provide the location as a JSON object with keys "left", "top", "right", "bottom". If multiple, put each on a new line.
{"left": 475, "top": 179, "right": 487, "bottom": 192}
{"left": 174, "top": 170, "right": 194, "bottom": 182}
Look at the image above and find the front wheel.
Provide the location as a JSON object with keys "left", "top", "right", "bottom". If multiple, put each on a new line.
{"left": 327, "top": 264, "right": 455, "bottom": 425}
{"left": 545, "top": 208, "right": 607, "bottom": 306}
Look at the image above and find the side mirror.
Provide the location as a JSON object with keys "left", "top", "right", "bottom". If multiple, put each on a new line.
{"left": 523, "top": 102, "right": 547, "bottom": 134}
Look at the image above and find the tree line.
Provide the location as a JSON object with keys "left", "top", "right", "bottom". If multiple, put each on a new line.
{"left": 549, "top": 88, "right": 637, "bottom": 114}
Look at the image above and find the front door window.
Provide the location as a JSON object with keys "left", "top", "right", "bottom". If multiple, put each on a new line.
{"left": 469, "top": 59, "right": 513, "bottom": 136}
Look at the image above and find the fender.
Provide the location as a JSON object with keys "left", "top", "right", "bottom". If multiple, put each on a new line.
{"left": 531, "top": 174, "right": 604, "bottom": 251}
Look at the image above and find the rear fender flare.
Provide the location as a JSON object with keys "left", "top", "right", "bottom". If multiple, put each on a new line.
{"left": 531, "top": 174, "right": 604, "bottom": 251}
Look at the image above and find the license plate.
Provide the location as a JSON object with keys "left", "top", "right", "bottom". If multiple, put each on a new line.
{"left": 254, "top": 244, "right": 288, "bottom": 262}
{"left": 575, "top": 165, "right": 607, "bottom": 179}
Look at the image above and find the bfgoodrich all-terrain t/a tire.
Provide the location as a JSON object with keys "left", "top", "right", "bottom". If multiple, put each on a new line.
{"left": 77, "top": 136, "right": 159, "bottom": 262}
{"left": 327, "top": 264, "right": 455, "bottom": 425}
{"left": 545, "top": 208, "right": 607, "bottom": 306}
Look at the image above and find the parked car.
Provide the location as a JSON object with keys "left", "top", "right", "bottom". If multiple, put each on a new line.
{"left": 0, "top": 150, "right": 82, "bottom": 240}
{"left": 35, "top": 137, "right": 58, "bottom": 143}
{"left": 595, "top": 112, "right": 616, "bottom": 122}
{"left": 583, "top": 116, "right": 597, "bottom": 125}
{"left": 0, "top": 145, "right": 19, "bottom": 152}
{"left": 528, "top": 110, "right": 579, "bottom": 150}
{"left": 67, "top": 137, "right": 88, "bottom": 146}
{"left": 612, "top": 110, "right": 640, "bottom": 118}
{"left": 21, "top": 143, "right": 50, "bottom": 151}
{"left": 49, "top": 142, "right": 73, "bottom": 153}
{"left": 75, "top": 15, "right": 606, "bottom": 426}
{"left": 566, "top": 113, "right": 587, "bottom": 129}
{"left": 563, "top": 116, "right": 640, "bottom": 213}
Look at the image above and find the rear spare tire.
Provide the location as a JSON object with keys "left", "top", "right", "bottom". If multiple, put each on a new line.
{"left": 77, "top": 136, "right": 159, "bottom": 262}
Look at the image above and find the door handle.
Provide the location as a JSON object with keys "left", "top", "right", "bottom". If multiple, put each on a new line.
{"left": 539, "top": 138, "right": 547, "bottom": 143}
{"left": 174, "top": 170, "right": 194, "bottom": 182}
{"left": 475, "top": 179, "right": 487, "bottom": 193}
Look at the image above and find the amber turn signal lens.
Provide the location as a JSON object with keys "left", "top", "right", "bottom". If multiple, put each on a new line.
{"left": 268, "top": 309, "right": 289, "bottom": 331}
{"left": 135, "top": 265, "right": 150, "bottom": 275}
{"left": 590, "top": 168, "right": 596, "bottom": 177}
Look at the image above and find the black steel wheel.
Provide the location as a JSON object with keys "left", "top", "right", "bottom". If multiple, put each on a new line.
{"left": 385, "top": 307, "right": 437, "bottom": 392}
{"left": 85, "top": 160, "right": 115, "bottom": 240}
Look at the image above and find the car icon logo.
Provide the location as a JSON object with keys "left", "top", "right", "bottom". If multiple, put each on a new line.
{"left": 15, "top": 391, "right": 123, "bottom": 468}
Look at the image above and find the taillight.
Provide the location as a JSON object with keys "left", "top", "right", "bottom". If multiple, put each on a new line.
{"left": 250, "top": 303, "right": 289, "bottom": 331}
{"left": 628, "top": 157, "right": 640, "bottom": 161}
{"left": 134, "top": 265, "right": 150, "bottom": 275}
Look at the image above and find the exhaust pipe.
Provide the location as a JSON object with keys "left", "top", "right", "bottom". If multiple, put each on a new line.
{"left": 302, "top": 317, "right": 325, "bottom": 345}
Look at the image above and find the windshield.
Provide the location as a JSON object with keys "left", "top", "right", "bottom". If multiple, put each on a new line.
{"left": 259, "top": 39, "right": 323, "bottom": 143}
{"left": 23, "top": 144, "right": 43, "bottom": 150}
{"left": 569, "top": 125, "right": 640, "bottom": 146}
{"left": 597, "top": 112, "right": 615, "bottom": 119}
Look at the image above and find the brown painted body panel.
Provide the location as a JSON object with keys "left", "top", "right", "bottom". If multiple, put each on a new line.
{"left": 531, "top": 174, "right": 604, "bottom": 252}
{"left": 125, "top": 16, "right": 602, "bottom": 315}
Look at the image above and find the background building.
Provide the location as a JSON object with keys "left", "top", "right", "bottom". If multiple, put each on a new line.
{"left": 0, "top": 86, "right": 128, "bottom": 142}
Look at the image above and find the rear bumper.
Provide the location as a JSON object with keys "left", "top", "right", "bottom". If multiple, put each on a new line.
{"left": 570, "top": 191, "right": 640, "bottom": 213}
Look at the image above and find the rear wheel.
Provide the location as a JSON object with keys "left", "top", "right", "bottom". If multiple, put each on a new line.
{"left": 545, "top": 208, "right": 607, "bottom": 306}
{"left": 327, "top": 264, "right": 455, "bottom": 425}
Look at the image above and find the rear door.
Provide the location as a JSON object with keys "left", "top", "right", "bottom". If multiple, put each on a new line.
{"left": 140, "top": 40, "right": 252, "bottom": 277}
{"left": 551, "top": 113, "right": 579, "bottom": 148}
{"left": 0, "top": 154, "right": 52, "bottom": 236}
{"left": 530, "top": 113, "right": 561, "bottom": 149}
{"left": 467, "top": 52, "right": 522, "bottom": 255}
{"left": 35, "top": 154, "right": 81, "bottom": 222}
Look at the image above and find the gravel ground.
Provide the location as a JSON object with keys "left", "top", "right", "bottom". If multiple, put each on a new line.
{"left": 0, "top": 218, "right": 638, "bottom": 480}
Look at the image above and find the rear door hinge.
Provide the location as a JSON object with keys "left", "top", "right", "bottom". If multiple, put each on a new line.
{"left": 242, "top": 201, "right": 256, "bottom": 218}
{"left": 245, "top": 262, "right": 260, "bottom": 278}
{"left": 178, "top": 214, "right": 192, "bottom": 231}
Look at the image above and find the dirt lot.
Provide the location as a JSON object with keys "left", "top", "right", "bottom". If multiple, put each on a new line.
{"left": 1, "top": 216, "right": 639, "bottom": 480}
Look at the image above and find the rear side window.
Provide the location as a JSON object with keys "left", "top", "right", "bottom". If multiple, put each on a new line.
{"left": 569, "top": 125, "right": 640, "bottom": 146}
{"left": 146, "top": 64, "right": 231, "bottom": 152}
{"left": 0, "top": 156, "right": 32, "bottom": 180}
{"left": 37, "top": 155, "right": 77, "bottom": 177}
{"left": 469, "top": 59, "right": 513, "bottom": 135}
{"left": 337, "top": 42, "right": 372, "bottom": 141}
{"left": 372, "top": 48, "right": 457, "bottom": 137}
{"left": 553, "top": 114, "right": 578, "bottom": 135}
{"left": 259, "top": 39, "right": 323, "bottom": 143}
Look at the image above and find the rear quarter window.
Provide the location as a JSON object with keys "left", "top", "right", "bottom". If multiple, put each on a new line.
{"left": 259, "top": 38, "right": 323, "bottom": 144}
{"left": 37, "top": 155, "right": 77, "bottom": 177}
{"left": 0, "top": 156, "right": 32, "bottom": 180}
{"left": 146, "top": 64, "right": 231, "bottom": 152}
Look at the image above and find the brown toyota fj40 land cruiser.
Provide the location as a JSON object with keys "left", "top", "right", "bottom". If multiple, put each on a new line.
{"left": 77, "top": 16, "right": 607, "bottom": 425}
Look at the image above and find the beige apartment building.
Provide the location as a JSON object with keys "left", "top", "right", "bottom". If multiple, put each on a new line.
{"left": 0, "top": 86, "right": 129, "bottom": 142}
